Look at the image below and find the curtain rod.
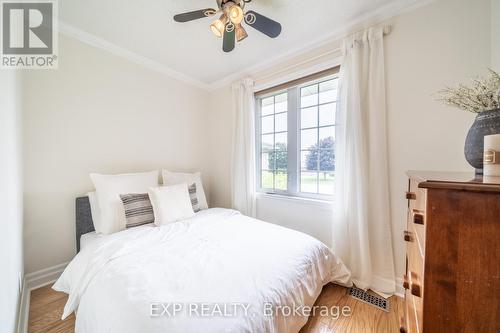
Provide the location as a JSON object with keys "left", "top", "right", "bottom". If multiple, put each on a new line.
{"left": 255, "top": 66, "right": 341, "bottom": 96}
{"left": 254, "top": 25, "right": 391, "bottom": 85}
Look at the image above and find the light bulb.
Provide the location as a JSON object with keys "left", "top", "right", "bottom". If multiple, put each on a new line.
{"left": 210, "top": 19, "right": 225, "bottom": 38}
{"left": 235, "top": 24, "right": 248, "bottom": 42}
{"left": 228, "top": 5, "right": 243, "bottom": 24}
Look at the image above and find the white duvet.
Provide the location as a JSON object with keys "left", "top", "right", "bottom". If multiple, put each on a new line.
{"left": 54, "top": 208, "right": 350, "bottom": 333}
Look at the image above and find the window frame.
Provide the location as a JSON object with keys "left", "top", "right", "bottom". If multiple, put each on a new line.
{"left": 255, "top": 69, "right": 339, "bottom": 201}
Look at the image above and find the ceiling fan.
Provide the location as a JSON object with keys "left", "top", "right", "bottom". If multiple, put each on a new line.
{"left": 173, "top": 0, "right": 282, "bottom": 53}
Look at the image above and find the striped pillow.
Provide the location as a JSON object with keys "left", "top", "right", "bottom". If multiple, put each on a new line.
{"left": 189, "top": 183, "right": 200, "bottom": 213}
{"left": 119, "top": 193, "right": 155, "bottom": 228}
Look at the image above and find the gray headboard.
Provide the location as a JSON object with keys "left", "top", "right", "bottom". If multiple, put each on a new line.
{"left": 76, "top": 196, "right": 95, "bottom": 253}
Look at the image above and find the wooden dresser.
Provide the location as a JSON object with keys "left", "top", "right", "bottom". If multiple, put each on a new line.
{"left": 401, "top": 171, "right": 500, "bottom": 333}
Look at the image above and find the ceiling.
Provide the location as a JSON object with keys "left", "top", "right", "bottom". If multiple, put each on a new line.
{"left": 59, "top": 0, "right": 427, "bottom": 88}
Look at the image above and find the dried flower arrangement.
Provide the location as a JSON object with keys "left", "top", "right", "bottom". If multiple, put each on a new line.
{"left": 436, "top": 69, "right": 500, "bottom": 113}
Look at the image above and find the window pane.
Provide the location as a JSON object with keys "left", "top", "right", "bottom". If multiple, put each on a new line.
{"left": 261, "top": 152, "right": 272, "bottom": 170}
{"left": 320, "top": 79, "right": 338, "bottom": 92}
{"left": 261, "top": 115, "right": 274, "bottom": 134}
{"left": 273, "top": 150, "right": 287, "bottom": 171}
{"left": 275, "top": 171, "right": 287, "bottom": 190}
{"left": 300, "top": 84, "right": 318, "bottom": 108}
{"left": 275, "top": 132, "right": 287, "bottom": 150}
{"left": 319, "top": 90, "right": 336, "bottom": 104}
{"left": 275, "top": 93, "right": 287, "bottom": 113}
{"left": 275, "top": 112, "right": 287, "bottom": 132}
{"left": 261, "top": 97, "right": 274, "bottom": 116}
{"left": 301, "top": 128, "right": 317, "bottom": 150}
{"left": 261, "top": 170, "right": 274, "bottom": 189}
{"left": 318, "top": 173, "right": 334, "bottom": 195}
{"left": 319, "top": 149, "right": 334, "bottom": 172}
{"left": 275, "top": 92, "right": 287, "bottom": 103}
{"left": 300, "top": 172, "right": 317, "bottom": 193}
{"left": 319, "top": 103, "right": 335, "bottom": 126}
{"left": 301, "top": 106, "right": 318, "bottom": 129}
{"left": 319, "top": 80, "right": 338, "bottom": 104}
{"left": 301, "top": 150, "right": 318, "bottom": 172}
{"left": 261, "top": 134, "right": 274, "bottom": 152}
{"left": 319, "top": 126, "right": 335, "bottom": 146}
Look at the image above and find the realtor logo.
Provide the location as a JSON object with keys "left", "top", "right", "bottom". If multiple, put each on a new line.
{"left": 1, "top": 0, "right": 58, "bottom": 68}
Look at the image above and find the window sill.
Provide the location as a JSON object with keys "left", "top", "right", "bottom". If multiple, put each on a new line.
{"left": 256, "top": 192, "right": 334, "bottom": 209}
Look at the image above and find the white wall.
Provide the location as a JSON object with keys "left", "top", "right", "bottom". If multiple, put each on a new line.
{"left": 493, "top": 0, "right": 500, "bottom": 71}
{"left": 255, "top": 195, "right": 334, "bottom": 246}
{"left": 206, "top": 87, "right": 233, "bottom": 209}
{"left": 23, "top": 35, "right": 211, "bottom": 274}
{"left": 385, "top": 0, "right": 490, "bottom": 281}
{"left": 207, "top": 0, "right": 492, "bottom": 285}
{"left": 0, "top": 71, "right": 23, "bottom": 333}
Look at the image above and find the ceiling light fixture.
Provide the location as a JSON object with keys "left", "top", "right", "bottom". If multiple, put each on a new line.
{"left": 174, "top": 0, "right": 282, "bottom": 53}
{"left": 210, "top": 15, "right": 227, "bottom": 38}
{"left": 228, "top": 4, "right": 244, "bottom": 24}
{"left": 235, "top": 24, "right": 248, "bottom": 42}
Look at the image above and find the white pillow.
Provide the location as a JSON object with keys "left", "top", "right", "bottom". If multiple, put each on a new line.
{"left": 161, "top": 170, "right": 208, "bottom": 209}
{"left": 148, "top": 183, "right": 195, "bottom": 226}
{"left": 87, "top": 191, "right": 102, "bottom": 232}
{"left": 90, "top": 171, "right": 159, "bottom": 234}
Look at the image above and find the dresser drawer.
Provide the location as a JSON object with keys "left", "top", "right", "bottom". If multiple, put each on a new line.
{"left": 409, "top": 210, "right": 426, "bottom": 256}
{"left": 406, "top": 180, "right": 427, "bottom": 254}
{"left": 403, "top": 289, "right": 420, "bottom": 333}
{"left": 407, "top": 234, "right": 424, "bottom": 290}
{"left": 407, "top": 179, "right": 427, "bottom": 212}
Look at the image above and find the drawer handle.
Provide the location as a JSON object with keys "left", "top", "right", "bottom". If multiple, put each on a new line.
{"left": 403, "top": 274, "right": 409, "bottom": 290}
{"left": 406, "top": 191, "right": 416, "bottom": 200}
{"left": 413, "top": 212, "right": 425, "bottom": 225}
{"left": 403, "top": 231, "right": 413, "bottom": 242}
{"left": 399, "top": 316, "right": 407, "bottom": 333}
{"left": 410, "top": 271, "right": 422, "bottom": 297}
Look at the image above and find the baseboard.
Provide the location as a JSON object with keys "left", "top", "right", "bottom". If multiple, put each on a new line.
{"left": 24, "top": 262, "right": 68, "bottom": 290}
{"left": 17, "top": 281, "right": 30, "bottom": 333}
{"left": 17, "top": 262, "right": 68, "bottom": 333}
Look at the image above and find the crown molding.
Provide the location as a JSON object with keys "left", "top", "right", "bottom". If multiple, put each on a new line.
{"left": 57, "top": 0, "right": 434, "bottom": 92}
{"left": 57, "top": 21, "right": 211, "bottom": 91}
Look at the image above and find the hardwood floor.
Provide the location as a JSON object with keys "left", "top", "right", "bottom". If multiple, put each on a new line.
{"left": 29, "top": 283, "right": 402, "bottom": 333}
{"left": 300, "top": 284, "right": 403, "bottom": 333}
{"left": 28, "top": 285, "right": 75, "bottom": 333}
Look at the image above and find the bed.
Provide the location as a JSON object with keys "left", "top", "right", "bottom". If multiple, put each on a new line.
{"left": 54, "top": 197, "right": 351, "bottom": 333}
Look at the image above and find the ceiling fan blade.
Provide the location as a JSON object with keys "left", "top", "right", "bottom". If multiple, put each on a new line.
{"left": 174, "top": 8, "right": 216, "bottom": 22}
{"left": 223, "top": 23, "right": 236, "bottom": 53}
{"left": 244, "top": 10, "right": 281, "bottom": 38}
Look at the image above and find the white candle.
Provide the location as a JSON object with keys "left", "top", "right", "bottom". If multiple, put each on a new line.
{"left": 484, "top": 134, "right": 500, "bottom": 177}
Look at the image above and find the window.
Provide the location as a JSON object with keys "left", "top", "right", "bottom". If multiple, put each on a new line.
{"left": 256, "top": 68, "right": 339, "bottom": 200}
{"left": 260, "top": 92, "right": 288, "bottom": 191}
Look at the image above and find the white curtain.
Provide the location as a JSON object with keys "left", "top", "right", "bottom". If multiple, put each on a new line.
{"left": 231, "top": 78, "right": 256, "bottom": 217}
{"left": 333, "top": 27, "right": 396, "bottom": 294}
